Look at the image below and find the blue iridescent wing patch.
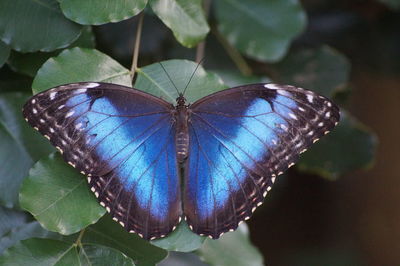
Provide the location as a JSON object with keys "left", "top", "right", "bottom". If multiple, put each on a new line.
{"left": 23, "top": 82, "right": 181, "bottom": 240}
{"left": 184, "top": 83, "right": 340, "bottom": 238}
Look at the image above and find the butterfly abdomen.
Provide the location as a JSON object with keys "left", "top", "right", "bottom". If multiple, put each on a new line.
{"left": 175, "top": 102, "right": 190, "bottom": 163}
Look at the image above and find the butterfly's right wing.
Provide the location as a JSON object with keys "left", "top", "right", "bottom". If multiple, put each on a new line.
{"left": 23, "top": 82, "right": 181, "bottom": 240}
{"left": 184, "top": 83, "right": 340, "bottom": 238}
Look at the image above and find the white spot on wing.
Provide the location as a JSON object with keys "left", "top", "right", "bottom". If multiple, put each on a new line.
{"left": 32, "top": 108, "right": 37, "bottom": 114}
{"left": 289, "top": 113, "right": 298, "bottom": 120}
{"left": 325, "top": 111, "right": 331, "bottom": 119}
{"left": 49, "top": 91, "right": 57, "bottom": 100}
{"left": 264, "top": 83, "right": 280, "bottom": 90}
{"left": 65, "top": 111, "right": 74, "bottom": 118}
{"left": 85, "top": 83, "right": 99, "bottom": 88}
{"left": 307, "top": 94, "right": 314, "bottom": 103}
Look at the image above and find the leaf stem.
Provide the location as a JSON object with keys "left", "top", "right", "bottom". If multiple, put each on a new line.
{"left": 212, "top": 26, "right": 253, "bottom": 76}
{"left": 75, "top": 229, "right": 86, "bottom": 247}
{"left": 131, "top": 12, "right": 145, "bottom": 82}
{"left": 196, "top": 0, "right": 212, "bottom": 63}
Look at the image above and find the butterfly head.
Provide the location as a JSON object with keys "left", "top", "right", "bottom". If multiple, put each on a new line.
{"left": 176, "top": 94, "right": 187, "bottom": 108}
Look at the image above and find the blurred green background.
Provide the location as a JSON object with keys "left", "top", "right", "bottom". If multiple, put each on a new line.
{"left": 0, "top": 0, "right": 399, "bottom": 265}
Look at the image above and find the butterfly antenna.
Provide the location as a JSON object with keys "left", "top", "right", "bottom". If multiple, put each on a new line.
{"left": 182, "top": 58, "right": 205, "bottom": 96}
{"left": 159, "top": 62, "right": 180, "bottom": 95}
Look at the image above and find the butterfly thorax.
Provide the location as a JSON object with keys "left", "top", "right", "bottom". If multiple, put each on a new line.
{"left": 175, "top": 95, "right": 190, "bottom": 163}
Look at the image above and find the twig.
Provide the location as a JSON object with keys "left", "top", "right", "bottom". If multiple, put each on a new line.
{"left": 212, "top": 26, "right": 253, "bottom": 76}
{"left": 130, "top": 12, "right": 145, "bottom": 81}
{"left": 195, "top": 0, "right": 212, "bottom": 63}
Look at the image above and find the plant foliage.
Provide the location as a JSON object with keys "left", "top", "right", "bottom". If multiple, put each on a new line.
{"left": 0, "top": 0, "right": 377, "bottom": 265}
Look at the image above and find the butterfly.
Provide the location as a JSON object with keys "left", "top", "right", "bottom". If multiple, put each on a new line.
{"left": 23, "top": 81, "right": 339, "bottom": 240}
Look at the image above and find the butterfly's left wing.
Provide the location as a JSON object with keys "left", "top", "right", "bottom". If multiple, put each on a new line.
{"left": 23, "top": 82, "right": 181, "bottom": 240}
{"left": 184, "top": 83, "right": 340, "bottom": 238}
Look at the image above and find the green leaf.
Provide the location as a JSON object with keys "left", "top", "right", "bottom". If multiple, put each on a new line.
{"left": 80, "top": 215, "right": 168, "bottom": 266}
{"left": 197, "top": 223, "right": 264, "bottom": 266}
{"left": 32, "top": 48, "right": 131, "bottom": 93}
{"left": 214, "top": 0, "right": 306, "bottom": 62}
{"left": 58, "top": 0, "right": 147, "bottom": 25}
{"left": 0, "top": 92, "right": 53, "bottom": 207}
{"left": 79, "top": 244, "right": 135, "bottom": 265}
{"left": 211, "top": 69, "right": 271, "bottom": 88}
{"left": 8, "top": 51, "right": 58, "bottom": 78}
{"left": 0, "top": 120, "right": 33, "bottom": 209}
{"left": 0, "top": 237, "right": 137, "bottom": 266}
{"left": 0, "top": 206, "right": 61, "bottom": 255}
{"left": 0, "top": 41, "right": 10, "bottom": 67}
{"left": 273, "top": 46, "right": 350, "bottom": 97}
{"left": 150, "top": 0, "right": 209, "bottom": 47}
{"left": 135, "top": 59, "right": 227, "bottom": 103}
{"left": 298, "top": 111, "right": 378, "bottom": 179}
{"left": 0, "top": 93, "right": 54, "bottom": 160}
{"left": 8, "top": 26, "right": 96, "bottom": 77}
{"left": 0, "top": 238, "right": 80, "bottom": 266}
{"left": 19, "top": 153, "right": 106, "bottom": 235}
{"left": 151, "top": 221, "right": 205, "bottom": 252}
{"left": 72, "top": 26, "right": 96, "bottom": 48}
{"left": 0, "top": 0, "right": 82, "bottom": 52}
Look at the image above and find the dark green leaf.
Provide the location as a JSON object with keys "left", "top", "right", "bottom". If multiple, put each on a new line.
{"left": 32, "top": 48, "right": 131, "bottom": 93}
{"left": 58, "top": 0, "right": 147, "bottom": 25}
{"left": 72, "top": 26, "right": 96, "bottom": 48}
{"left": 81, "top": 215, "right": 168, "bottom": 266}
{"left": 0, "top": 0, "right": 82, "bottom": 52}
{"left": 150, "top": 0, "right": 209, "bottom": 47}
{"left": 80, "top": 244, "right": 135, "bottom": 266}
{"left": 197, "top": 223, "right": 264, "bottom": 266}
{"left": 151, "top": 221, "right": 205, "bottom": 252}
{"left": 0, "top": 41, "right": 10, "bottom": 67}
{"left": 0, "top": 100, "right": 32, "bottom": 207}
{"left": 158, "top": 252, "right": 208, "bottom": 266}
{"left": 0, "top": 238, "right": 79, "bottom": 266}
{"left": 0, "top": 93, "right": 54, "bottom": 160}
{"left": 214, "top": 0, "right": 306, "bottom": 62}
{"left": 8, "top": 51, "right": 58, "bottom": 78}
{"left": 379, "top": 0, "right": 400, "bottom": 9}
{"left": 273, "top": 46, "right": 350, "bottom": 97}
{"left": 298, "top": 111, "right": 378, "bottom": 179}
{"left": 8, "top": 26, "right": 96, "bottom": 77}
{"left": 0, "top": 92, "right": 53, "bottom": 208}
{"left": 135, "top": 59, "right": 227, "bottom": 103}
{"left": 0, "top": 206, "right": 60, "bottom": 255}
{"left": 19, "top": 153, "right": 105, "bottom": 235}
{"left": 0, "top": 207, "right": 29, "bottom": 254}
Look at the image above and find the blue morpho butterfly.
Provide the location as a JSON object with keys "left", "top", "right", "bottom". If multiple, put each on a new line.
{"left": 22, "top": 73, "right": 339, "bottom": 240}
